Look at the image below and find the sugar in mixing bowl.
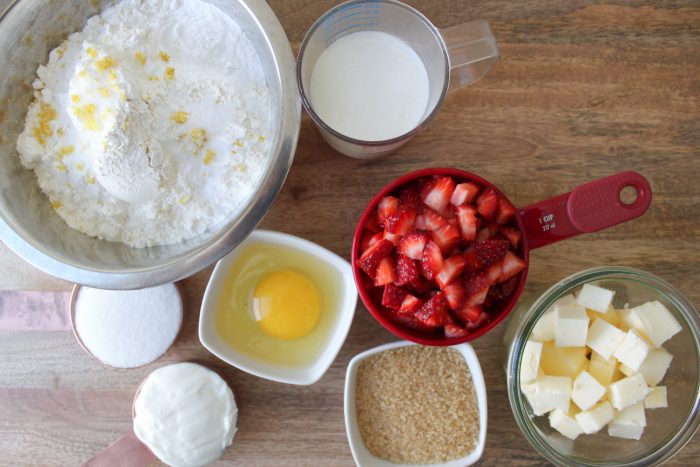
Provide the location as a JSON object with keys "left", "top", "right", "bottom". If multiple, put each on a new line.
{"left": 0, "top": 0, "right": 299, "bottom": 289}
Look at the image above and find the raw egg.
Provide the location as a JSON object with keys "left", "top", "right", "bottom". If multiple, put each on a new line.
{"left": 214, "top": 239, "right": 343, "bottom": 367}
{"left": 252, "top": 269, "right": 321, "bottom": 340}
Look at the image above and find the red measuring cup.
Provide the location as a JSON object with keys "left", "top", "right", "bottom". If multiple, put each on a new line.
{"left": 351, "top": 168, "right": 652, "bottom": 345}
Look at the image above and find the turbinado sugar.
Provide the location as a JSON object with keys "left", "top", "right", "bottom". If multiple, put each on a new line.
{"left": 74, "top": 284, "right": 182, "bottom": 368}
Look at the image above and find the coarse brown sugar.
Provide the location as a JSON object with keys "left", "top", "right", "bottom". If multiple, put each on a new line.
{"left": 355, "top": 345, "right": 479, "bottom": 464}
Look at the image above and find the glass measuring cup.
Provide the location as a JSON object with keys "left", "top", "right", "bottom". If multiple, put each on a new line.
{"left": 297, "top": 0, "right": 499, "bottom": 159}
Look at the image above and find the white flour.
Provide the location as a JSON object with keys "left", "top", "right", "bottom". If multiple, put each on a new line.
{"left": 17, "top": 0, "right": 272, "bottom": 247}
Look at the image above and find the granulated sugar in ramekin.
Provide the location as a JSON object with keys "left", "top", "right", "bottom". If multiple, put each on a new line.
{"left": 73, "top": 284, "right": 182, "bottom": 368}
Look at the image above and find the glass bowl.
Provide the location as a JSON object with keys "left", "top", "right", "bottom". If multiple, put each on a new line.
{"left": 504, "top": 267, "right": 700, "bottom": 466}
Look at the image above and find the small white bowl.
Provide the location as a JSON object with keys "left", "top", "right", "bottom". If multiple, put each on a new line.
{"left": 199, "top": 230, "right": 357, "bottom": 385}
{"left": 344, "top": 341, "right": 488, "bottom": 467}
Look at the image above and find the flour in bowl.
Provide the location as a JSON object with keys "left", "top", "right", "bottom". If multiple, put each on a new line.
{"left": 16, "top": 0, "right": 272, "bottom": 247}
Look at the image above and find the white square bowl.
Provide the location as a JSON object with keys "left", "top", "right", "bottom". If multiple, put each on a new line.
{"left": 345, "top": 341, "right": 488, "bottom": 466}
{"left": 199, "top": 230, "right": 357, "bottom": 385}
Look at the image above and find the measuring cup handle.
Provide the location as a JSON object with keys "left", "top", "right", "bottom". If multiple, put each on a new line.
{"left": 519, "top": 171, "right": 652, "bottom": 250}
{"left": 81, "top": 430, "right": 157, "bottom": 467}
{"left": 439, "top": 20, "right": 499, "bottom": 92}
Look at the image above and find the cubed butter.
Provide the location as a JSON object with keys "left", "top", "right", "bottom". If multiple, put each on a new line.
{"left": 608, "top": 402, "right": 646, "bottom": 440}
{"left": 532, "top": 309, "right": 556, "bottom": 342}
{"left": 613, "top": 329, "right": 651, "bottom": 372}
{"left": 587, "top": 319, "right": 626, "bottom": 360}
{"left": 555, "top": 304, "right": 589, "bottom": 347}
{"left": 620, "top": 301, "right": 682, "bottom": 348}
{"left": 549, "top": 409, "right": 584, "bottom": 440}
{"left": 520, "top": 340, "right": 543, "bottom": 385}
{"left": 638, "top": 347, "right": 672, "bottom": 386}
{"left": 575, "top": 401, "right": 615, "bottom": 434}
{"left": 522, "top": 375, "right": 572, "bottom": 416}
{"left": 541, "top": 341, "right": 588, "bottom": 378}
{"left": 608, "top": 373, "right": 651, "bottom": 410}
{"left": 576, "top": 283, "right": 615, "bottom": 313}
{"left": 644, "top": 386, "right": 668, "bottom": 409}
{"left": 572, "top": 370, "right": 606, "bottom": 411}
{"left": 589, "top": 358, "right": 616, "bottom": 387}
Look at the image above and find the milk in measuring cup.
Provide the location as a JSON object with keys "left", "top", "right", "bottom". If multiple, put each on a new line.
{"left": 309, "top": 31, "right": 430, "bottom": 142}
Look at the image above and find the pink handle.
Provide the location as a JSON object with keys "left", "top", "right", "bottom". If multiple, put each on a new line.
{"left": 0, "top": 291, "right": 71, "bottom": 331}
{"left": 519, "top": 171, "right": 652, "bottom": 250}
{"left": 82, "top": 430, "right": 157, "bottom": 467}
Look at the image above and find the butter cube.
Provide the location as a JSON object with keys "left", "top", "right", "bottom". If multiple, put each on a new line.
{"left": 555, "top": 304, "right": 589, "bottom": 347}
{"left": 532, "top": 295, "right": 577, "bottom": 343}
{"left": 587, "top": 306, "right": 620, "bottom": 327}
{"left": 541, "top": 341, "right": 588, "bottom": 378}
{"left": 587, "top": 319, "right": 626, "bottom": 360}
{"left": 589, "top": 358, "right": 616, "bottom": 387}
{"left": 638, "top": 348, "right": 673, "bottom": 386}
{"left": 575, "top": 401, "right": 615, "bottom": 434}
{"left": 522, "top": 375, "right": 572, "bottom": 416}
{"left": 576, "top": 284, "right": 615, "bottom": 313}
{"left": 520, "top": 340, "right": 543, "bottom": 385}
{"left": 613, "top": 329, "right": 651, "bottom": 372}
{"left": 531, "top": 309, "right": 556, "bottom": 342}
{"left": 608, "top": 373, "right": 651, "bottom": 410}
{"left": 644, "top": 386, "right": 668, "bottom": 409}
{"left": 620, "top": 301, "right": 682, "bottom": 348}
{"left": 618, "top": 306, "right": 644, "bottom": 333}
{"left": 549, "top": 409, "right": 584, "bottom": 440}
{"left": 572, "top": 370, "right": 606, "bottom": 411}
{"left": 608, "top": 402, "right": 646, "bottom": 440}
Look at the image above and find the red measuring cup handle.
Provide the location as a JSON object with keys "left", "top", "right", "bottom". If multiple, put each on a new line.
{"left": 519, "top": 171, "right": 652, "bottom": 250}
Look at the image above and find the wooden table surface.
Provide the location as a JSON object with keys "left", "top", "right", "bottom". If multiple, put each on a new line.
{"left": 1, "top": 0, "right": 699, "bottom": 465}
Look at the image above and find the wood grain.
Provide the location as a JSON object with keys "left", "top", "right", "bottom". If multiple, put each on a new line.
{"left": 0, "top": 0, "right": 699, "bottom": 465}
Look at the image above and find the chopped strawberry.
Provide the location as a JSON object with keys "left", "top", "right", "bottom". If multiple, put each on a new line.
{"left": 420, "top": 240, "right": 443, "bottom": 280}
{"left": 465, "top": 310, "right": 489, "bottom": 330}
{"left": 473, "top": 239, "right": 509, "bottom": 267}
{"left": 398, "top": 293, "right": 423, "bottom": 315}
{"left": 501, "top": 226, "right": 522, "bottom": 249}
{"left": 377, "top": 196, "right": 399, "bottom": 226}
{"left": 454, "top": 304, "right": 483, "bottom": 323}
{"left": 441, "top": 203, "right": 456, "bottom": 220}
{"left": 496, "top": 197, "right": 517, "bottom": 225}
{"left": 360, "top": 232, "right": 384, "bottom": 254}
{"left": 364, "top": 211, "right": 381, "bottom": 233}
{"left": 499, "top": 251, "right": 526, "bottom": 282}
{"left": 443, "top": 280, "right": 466, "bottom": 309}
{"left": 384, "top": 208, "right": 417, "bottom": 237}
{"left": 435, "top": 254, "right": 467, "bottom": 289}
{"left": 381, "top": 283, "right": 408, "bottom": 310}
{"left": 462, "top": 249, "right": 483, "bottom": 273}
{"left": 431, "top": 223, "right": 461, "bottom": 254}
{"left": 417, "top": 176, "right": 437, "bottom": 201}
{"left": 398, "top": 184, "right": 422, "bottom": 211}
{"left": 374, "top": 256, "right": 396, "bottom": 286}
{"left": 398, "top": 231, "right": 429, "bottom": 260}
{"left": 405, "top": 275, "right": 432, "bottom": 294}
{"left": 464, "top": 274, "right": 490, "bottom": 307}
{"left": 456, "top": 205, "right": 479, "bottom": 241}
{"left": 444, "top": 323, "right": 469, "bottom": 338}
{"left": 395, "top": 254, "right": 420, "bottom": 286}
{"left": 356, "top": 239, "right": 393, "bottom": 278}
{"left": 485, "top": 262, "right": 503, "bottom": 284}
{"left": 486, "top": 276, "right": 518, "bottom": 304}
{"left": 476, "top": 222, "right": 499, "bottom": 241}
{"left": 450, "top": 182, "right": 482, "bottom": 206}
{"left": 422, "top": 176, "right": 456, "bottom": 213}
{"left": 414, "top": 214, "right": 428, "bottom": 230}
{"left": 476, "top": 188, "right": 498, "bottom": 221}
{"left": 383, "top": 308, "right": 415, "bottom": 327}
{"left": 422, "top": 208, "right": 448, "bottom": 231}
{"left": 414, "top": 293, "right": 449, "bottom": 328}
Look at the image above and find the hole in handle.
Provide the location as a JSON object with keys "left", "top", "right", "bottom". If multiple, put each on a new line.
{"left": 619, "top": 185, "right": 639, "bottom": 206}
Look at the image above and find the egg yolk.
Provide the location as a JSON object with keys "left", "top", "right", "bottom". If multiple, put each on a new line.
{"left": 252, "top": 269, "right": 321, "bottom": 340}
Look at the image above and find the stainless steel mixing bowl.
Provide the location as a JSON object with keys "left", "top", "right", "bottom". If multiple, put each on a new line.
{"left": 0, "top": 0, "right": 300, "bottom": 289}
